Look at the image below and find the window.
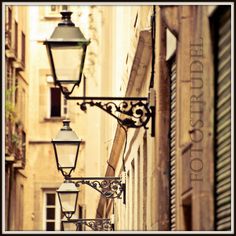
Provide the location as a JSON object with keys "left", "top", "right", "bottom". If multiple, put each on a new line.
{"left": 14, "top": 20, "right": 18, "bottom": 57}
{"left": 7, "top": 7, "right": 12, "bottom": 30}
{"left": 6, "top": 7, "right": 12, "bottom": 47}
{"left": 6, "top": 62, "right": 13, "bottom": 91}
{"left": 21, "top": 88, "right": 26, "bottom": 125}
{"left": 50, "top": 5, "right": 58, "bottom": 12}
{"left": 18, "top": 185, "right": 24, "bottom": 230}
{"left": 50, "top": 87, "right": 61, "bottom": 117}
{"left": 50, "top": 5, "right": 68, "bottom": 12}
{"left": 46, "top": 75, "right": 68, "bottom": 119}
{"left": 62, "top": 5, "right": 68, "bottom": 11}
{"left": 43, "top": 191, "right": 62, "bottom": 231}
{"left": 21, "top": 32, "right": 25, "bottom": 66}
{"left": 48, "top": 85, "right": 68, "bottom": 118}
{"left": 45, "top": 5, "right": 69, "bottom": 18}
{"left": 15, "top": 78, "right": 18, "bottom": 104}
{"left": 22, "top": 131, "right": 26, "bottom": 165}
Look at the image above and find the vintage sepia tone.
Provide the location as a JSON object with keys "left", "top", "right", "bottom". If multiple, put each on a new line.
{"left": 3, "top": 3, "right": 232, "bottom": 232}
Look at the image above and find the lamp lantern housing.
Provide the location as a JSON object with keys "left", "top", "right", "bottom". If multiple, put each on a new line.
{"left": 57, "top": 181, "right": 79, "bottom": 220}
{"left": 44, "top": 11, "right": 90, "bottom": 95}
{"left": 52, "top": 119, "right": 81, "bottom": 177}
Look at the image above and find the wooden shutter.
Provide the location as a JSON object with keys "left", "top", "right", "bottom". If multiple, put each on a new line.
{"left": 215, "top": 7, "right": 231, "bottom": 231}
{"left": 169, "top": 59, "right": 177, "bottom": 230}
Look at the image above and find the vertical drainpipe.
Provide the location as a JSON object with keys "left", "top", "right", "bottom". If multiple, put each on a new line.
{"left": 154, "top": 6, "right": 170, "bottom": 230}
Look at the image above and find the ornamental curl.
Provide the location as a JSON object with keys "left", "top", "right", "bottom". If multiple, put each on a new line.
{"left": 73, "top": 178, "right": 123, "bottom": 199}
{"left": 77, "top": 100, "right": 151, "bottom": 129}
{"left": 76, "top": 219, "right": 113, "bottom": 231}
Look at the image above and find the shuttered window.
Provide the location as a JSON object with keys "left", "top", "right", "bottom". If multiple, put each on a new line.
{"left": 214, "top": 6, "right": 231, "bottom": 231}
{"left": 169, "top": 58, "right": 177, "bottom": 230}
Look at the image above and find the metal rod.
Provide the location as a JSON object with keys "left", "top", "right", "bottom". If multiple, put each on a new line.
{"left": 63, "top": 218, "right": 110, "bottom": 222}
{"left": 78, "top": 218, "right": 110, "bottom": 221}
{"left": 66, "top": 96, "right": 148, "bottom": 101}
{"left": 65, "top": 176, "right": 121, "bottom": 180}
{"left": 83, "top": 75, "right": 86, "bottom": 102}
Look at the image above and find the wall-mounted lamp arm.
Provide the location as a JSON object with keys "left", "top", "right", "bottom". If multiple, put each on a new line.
{"left": 65, "top": 176, "right": 125, "bottom": 200}
{"left": 65, "top": 95, "right": 155, "bottom": 135}
{"left": 62, "top": 218, "right": 113, "bottom": 231}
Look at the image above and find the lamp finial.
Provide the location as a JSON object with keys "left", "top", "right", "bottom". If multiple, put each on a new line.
{"left": 59, "top": 11, "right": 75, "bottom": 26}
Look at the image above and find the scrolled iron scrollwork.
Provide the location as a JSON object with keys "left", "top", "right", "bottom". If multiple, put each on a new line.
{"left": 75, "top": 219, "right": 112, "bottom": 231}
{"left": 77, "top": 100, "right": 151, "bottom": 129}
{"left": 72, "top": 178, "right": 123, "bottom": 199}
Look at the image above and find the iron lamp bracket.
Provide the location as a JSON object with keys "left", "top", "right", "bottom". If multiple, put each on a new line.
{"left": 66, "top": 90, "right": 156, "bottom": 137}
{"left": 63, "top": 218, "right": 113, "bottom": 231}
{"left": 65, "top": 176, "right": 125, "bottom": 202}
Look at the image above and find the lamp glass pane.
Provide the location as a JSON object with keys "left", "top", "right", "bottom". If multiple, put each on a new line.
{"left": 59, "top": 192, "right": 77, "bottom": 213}
{"left": 51, "top": 46, "right": 84, "bottom": 83}
{"left": 55, "top": 143, "right": 78, "bottom": 169}
{"left": 63, "top": 221, "right": 77, "bottom": 231}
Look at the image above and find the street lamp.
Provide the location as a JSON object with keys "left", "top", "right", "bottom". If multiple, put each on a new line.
{"left": 52, "top": 119, "right": 126, "bottom": 202}
{"left": 57, "top": 181, "right": 79, "bottom": 220}
{"left": 52, "top": 119, "right": 81, "bottom": 177}
{"left": 44, "top": 11, "right": 90, "bottom": 96}
{"left": 44, "top": 11, "right": 156, "bottom": 136}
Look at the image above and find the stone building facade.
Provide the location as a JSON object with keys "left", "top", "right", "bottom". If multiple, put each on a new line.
{"left": 4, "top": 5, "right": 29, "bottom": 231}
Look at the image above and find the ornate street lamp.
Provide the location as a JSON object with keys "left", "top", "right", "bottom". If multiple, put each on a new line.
{"left": 52, "top": 119, "right": 81, "bottom": 177}
{"left": 52, "top": 120, "right": 126, "bottom": 202}
{"left": 44, "top": 11, "right": 90, "bottom": 96}
{"left": 44, "top": 11, "right": 156, "bottom": 136}
{"left": 57, "top": 181, "right": 79, "bottom": 220}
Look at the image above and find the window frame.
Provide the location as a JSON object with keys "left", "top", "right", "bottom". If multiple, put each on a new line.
{"left": 42, "top": 190, "right": 62, "bottom": 231}
{"left": 44, "top": 5, "right": 69, "bottom": 19}
{"left": 47, "top": 82, "right": 68, "bottom": 119}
